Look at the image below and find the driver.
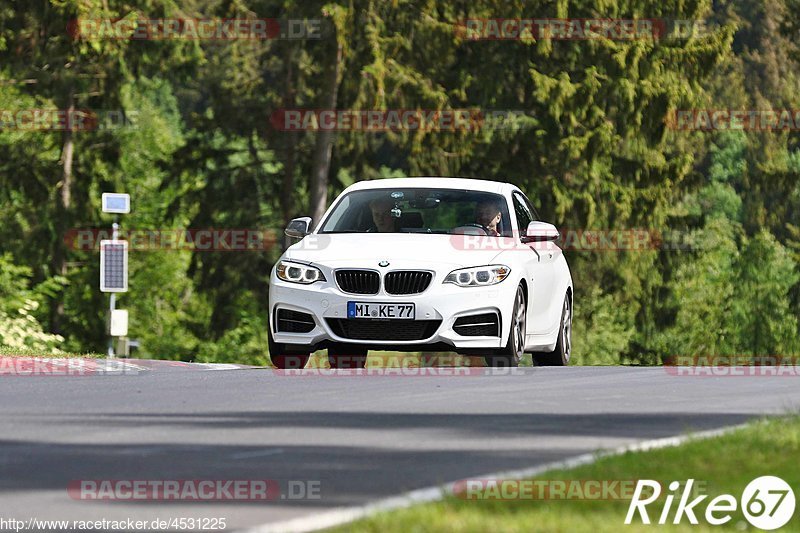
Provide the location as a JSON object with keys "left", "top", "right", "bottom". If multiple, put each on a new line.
{"left": 475, "top": 200, "right": 502, "bottom": 236}
{"left": 369, "top": 198, "right": 398, "bottom": 232}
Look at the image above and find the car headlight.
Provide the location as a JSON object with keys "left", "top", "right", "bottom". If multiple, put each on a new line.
{"left": 276, "top": 260, "right": 326, "bottom": 284}
{"left": 443, "top": 265, "right": 510, "bottom": 287}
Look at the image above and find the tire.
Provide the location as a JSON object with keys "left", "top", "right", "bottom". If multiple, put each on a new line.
{"left": 484, "top": 284, "right": 526, "bottom": 368}
{"left": 532, "top": 294, "right": 571, "bottom": 366}
{"left": 268, "top": 327, "right": 310, "bottom": 369}
{"left": 328, "top": 344, "right": 368, "bottom": 369}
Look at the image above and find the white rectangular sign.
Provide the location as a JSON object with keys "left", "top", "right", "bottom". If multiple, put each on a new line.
{"left": 108, "top": 309, "right": 129, "bottom": 336}
{"left": 102, "top": 193, "right": 130, "bottom": 214}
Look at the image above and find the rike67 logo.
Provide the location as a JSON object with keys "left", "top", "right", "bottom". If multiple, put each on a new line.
{"left": 626, "top": 476, "right": 796, "bottom": 530}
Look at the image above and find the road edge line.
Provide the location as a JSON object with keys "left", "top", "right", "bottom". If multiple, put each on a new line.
{"left": 243, "top": 422, "right": 752, "bottom": 533}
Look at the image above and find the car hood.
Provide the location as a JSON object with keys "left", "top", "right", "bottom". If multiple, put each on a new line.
{"left": 284, "top": 233, "right": 504, "bottom": 268}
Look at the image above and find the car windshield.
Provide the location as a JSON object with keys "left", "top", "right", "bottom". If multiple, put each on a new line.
{"left": 319, "top": 188, "right": 512, "bottom": 236}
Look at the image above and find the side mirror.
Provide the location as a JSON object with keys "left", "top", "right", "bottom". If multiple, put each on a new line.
{"left": 523, "top": 221, "right": 559, "bottom": 242}
{"left": 285, "top": 217, "right": 312, "bottom": 239}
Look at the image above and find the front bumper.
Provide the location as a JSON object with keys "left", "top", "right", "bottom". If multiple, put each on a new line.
{"left": 269, "top": 275, "right": 516, "bottom": 351}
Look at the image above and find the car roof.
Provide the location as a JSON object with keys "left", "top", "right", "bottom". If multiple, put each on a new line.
{"left": 344, "top": 177, "right": 515, "bottom": 195}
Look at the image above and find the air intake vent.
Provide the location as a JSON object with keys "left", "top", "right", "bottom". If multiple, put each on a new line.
{"left": 276, "top": 309, "right": 316, "bottom": 333}
{"left": 326, "top": 319, "right": 441, "bottom": 341}
{"left": 335, "top": 270, "right": 380, "bottom": 294}
{"left": 384, "top": 271, "right": 433, "bottom": 295}
{"left": 453, "top": 312, "right": 499, "bottom": 337}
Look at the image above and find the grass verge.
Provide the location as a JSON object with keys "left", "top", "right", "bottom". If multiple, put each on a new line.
{"left": 334, "top": 416, "right": 800, "bottom": 532}
{"left": 0, "top": 345, "right": 104, "bottom": 358}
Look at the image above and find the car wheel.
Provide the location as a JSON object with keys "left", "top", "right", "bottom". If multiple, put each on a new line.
{"left": 532, "top": 294, "right": 571, "bottom": 366}
{"left": 328, "top": 344, "right": 368, "bottom": 369}
{"left": 484, "top": 284, "right": 526, "bottom": 368}
{"left": 268, "top": 327, "right": 310, "bottom": 369}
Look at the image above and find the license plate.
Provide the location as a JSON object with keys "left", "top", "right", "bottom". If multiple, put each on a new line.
{"left": 347, "top": 302, "right": 415, "bottom": 320}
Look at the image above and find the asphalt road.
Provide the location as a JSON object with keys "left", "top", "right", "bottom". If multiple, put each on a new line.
{"left": 1, "top": 363, "right": 799, "bottom": 531}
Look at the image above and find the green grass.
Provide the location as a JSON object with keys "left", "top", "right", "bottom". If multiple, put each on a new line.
{"left": 0, "top": 345, "right": 104, "bottom": 358}
{"left": 334, "top": 417, "right": 800, "bottom": 532}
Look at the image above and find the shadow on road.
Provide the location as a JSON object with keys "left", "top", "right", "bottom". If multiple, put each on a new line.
{"left": 0, "top": 411, "right": 755, "bottom": 508}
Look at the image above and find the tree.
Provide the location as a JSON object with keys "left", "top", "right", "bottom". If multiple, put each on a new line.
{"left": 732, "top": 231, "right": 799, "bottom": 355}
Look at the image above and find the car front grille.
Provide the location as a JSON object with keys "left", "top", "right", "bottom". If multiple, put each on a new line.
{"left": 276, "top": 309, "right": 316, "bottom": 333}
{"left": 326, "top": 318, "right": 441, "bottom": 341}
{"left": 335, "top": 270, "right": 380, "bottom": 294}
{"left": 453, "top": 312, "right": 500, "bottom": 337}
{"left": 384, "top": 271, "right": 433, "bottom": 295}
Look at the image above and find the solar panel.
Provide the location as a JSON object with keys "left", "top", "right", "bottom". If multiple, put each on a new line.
{"left": 100, "top": 240, "right": 128, "bottom": 292}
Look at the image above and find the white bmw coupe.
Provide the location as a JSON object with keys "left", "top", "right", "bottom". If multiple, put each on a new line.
{"left": 268, "top": 177, "right": 572, "bottom": 369}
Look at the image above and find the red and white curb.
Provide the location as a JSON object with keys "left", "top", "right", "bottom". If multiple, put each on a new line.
{"left": 131, "top": 360, "right": 252, "bottom": 371}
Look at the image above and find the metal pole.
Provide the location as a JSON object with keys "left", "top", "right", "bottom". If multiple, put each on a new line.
{"left": 107, "top": 220, "right": 119, "bottom": 358}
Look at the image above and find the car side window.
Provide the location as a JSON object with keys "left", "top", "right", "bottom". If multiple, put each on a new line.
{"left": 512, "top": 193, "right": 534, "bottom": 239}
{"left": 521, "top": 194, "right": 540, "bottom": 221}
